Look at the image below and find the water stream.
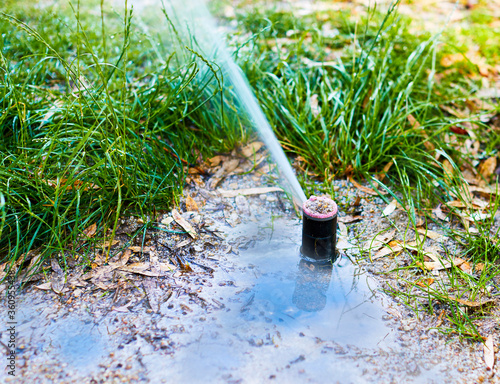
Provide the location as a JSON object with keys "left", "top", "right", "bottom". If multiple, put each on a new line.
{"left": 161, "top": 0, "right": 307, "bottom": 204}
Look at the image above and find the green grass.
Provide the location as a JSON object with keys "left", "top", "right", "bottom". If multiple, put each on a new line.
{"left": 1, "top": 0, "right": 499, "bottom": 340}
{"left": 0, "top": 0, "right": 244, "bottom": 274}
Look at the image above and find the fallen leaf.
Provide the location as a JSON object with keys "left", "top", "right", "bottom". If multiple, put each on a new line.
{"left": 161, "top": 217, "right": 174, "bottom": 226}
{"left": 338, "top": 215, "right": 362, "bottom": 224}
{"left": 376, "top": 160, "right": 393, "bottom": 182}
{"left": 207, "top": 155, "right": 222, "bottom": 167}
{"left": 459, "top": 261, "right": 472, "bottom": 273}
{"left": 100, "top": 239, "right": 119, "bottom": 249}
{"left": 338, "top": 222, "right": 348, "bottom": 238}
{"left": 468, "top": 185, "right": 499, "bottom": 197}
{"left": 416, "top": 278, "right": 434, "bottom": 287}
{"left": 172, "top": 209, "right": 197, "bottom": 239}
{"left": 420, "top": 257, "right": 466, "bottom": 271}
{"left": 218, "top": 187, "right": 283, "bottom": 198}
{"left": 336, "top": 237, "right": 355, "bottom": 250}
{"left": 479, "top": 156, "right": 497, "bottom": 180}
{"left": 348, "top": 176, "right": 385, "bottom": 196}
{"left": 365, "top": 228, "right": 397, "bottom": 251}
{"left": 372, "top": 240, "right": 403, "bottom": 260}
{"left": 442, "top": 159, "right": 455, "bottom": 181}
{"left": 433, "top": 204, "right": 449, "bottom": 222}
{"left": 382, "top": 200, "right": 398, "bottom": 217}
{"left": 34, "top": 282, "right": 52, "bottom": 290}
{"left": 475, "top": 263, "right": 485, "bottom": 272}
{"left": 416, "top": 227, "right": 445, "bottom": 241}
{"left": 186, "top": 195, "right": 199, "bottom": 211}
{"left": 83, "top": 223, "right": 97, "bottom": 238}
{"left": 484, "top": 335, "right": 495, "bottom": 370}
{"left": 128, "top": 246, "right": 151, "bottom": 253}
{"left": 241, "top": 142, "right": 265, "bottom": 158}
{"left": 448, "top": 297, "right": 496, "bottom": 310}
{"left": 50, "top": 259, "right": 65, "bottom": 295}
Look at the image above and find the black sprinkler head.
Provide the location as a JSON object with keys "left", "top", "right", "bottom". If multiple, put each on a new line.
{"left": 301, "top": 195, "right": 338, "bottom": 262}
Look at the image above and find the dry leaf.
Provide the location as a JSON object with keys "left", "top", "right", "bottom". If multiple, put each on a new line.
{"left": 241, "top": 142, "right": 264, "bottom": 158}
{"left": 475, "top": 263, "right": 485, "bottom": 272}
{"left": 484, "top": 334, "right": 495, "bottom": 370}
{"left": 172, "top": 209, "right": 197, "bottom": 239}
{"left": 207, "top": 155, "right": 222, "bottom": 167}
{"left": 376, "top": 160, "right": 393, "bottom": 182}
{"left": 416, "top": 228, "right": 444, "bottom": 241}
{"left": 479, "top": 156, "right": 497, "bottom": 180}
{"left": 50, "top": 259, "right": 65, "bottom": 295}
{"left": 433, "top": 205, "right": 449, "bottom": 222}
{"left": 100, "top": 239, "right": 119, "bottom": 249}
{"left": 420, "top": 257, "right": 465, "bottom": 271}
{"left": 365, "top": 228, "right": 397, "bottom": 251}
{"left": 442, "top": 159, "right": 454, "bottom": 181}
{"left": 416, "top": 278, "right": 434, "bottom": 287}
{"left": 382, "top": 200, "right": 398, "bottom": 216}
{"left": 348, "top": 176, "right": 385, "bottom": 196}
{"left": 83, "top": 223, "right": 97, "bottom": 238}
{"left": 338, "top": 215, "right": 362, "bottom": 224}
{"left": 186, "top": 195, "right": 199, "bottom": 211}
{"left": 161, "top": 217, "right": 174, "bottom": 226}
{"left": 218, "top": 187, "right": 283, "bottom": 198}
{"left": 35, "top": 282, "right": 52, "bottom": 290}
{"left": 128, "top": 246, "right": 151, "bottom": 253}
{"left": 459, "top": 261, "right": 472, "bottom": 273}
{"left": 372, "top": 240, "right": 403, "bottom": 260}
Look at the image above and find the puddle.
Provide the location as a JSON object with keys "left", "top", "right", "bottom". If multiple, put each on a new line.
{"left": 1, "top": 215, "right": 484, "bottom": 383}
{"left": 145, "top": 218, "right": 396, "bottom": 383}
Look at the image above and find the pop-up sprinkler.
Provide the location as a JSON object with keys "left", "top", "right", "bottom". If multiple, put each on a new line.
{"left": 301, "top": 196, "right": 338, "bottom": 262}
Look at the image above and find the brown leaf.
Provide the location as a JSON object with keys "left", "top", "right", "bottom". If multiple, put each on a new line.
{"left": 420, "top": 257, "right": 466, "bottom": 271}
{"left": 376, "top": 160, "right": 393, "bottom": 182}
{"left": 459, "top": 261, "right": 472, "bottom": 273}
{"left": 442, "top": 159, "right": 455, "bottom": 181}
{"left": 479, "top": 156, "right": 497, "bottom": 180}
{"left": 172, "top": 209, "right": 197, "bottom": 239}
{"left": 433, "top": 204, "right": 449, "bottom": 222}
{"left": 348, "top": 176, "right": 385, "bottom": 196}
{"left": 338, "top": 215, "right": 362, "bottom": 224}
{"left": 484, "top": 334, "right": 495, "bottom": 370}
{"left": 475, "top": 263, "right": 485, "bottom": 272}
{"left": 365, "top": 228, "right": 396, "bottom": 251}
{"left": 50, "top": 259, "right": 65, "bottom": 295}
{"left": 128, "top": 246, "right": 151, "bottom": 253}
{"left": 372, "top": 240, "right": 403, "bottom": 260}
{"left": 440, "top": 53, "right": 464, "bottom": 67}
{"left": 416, "top": 228, "right": 444, "bottom": 241}
{"left": 408, "top": 114, "right": 435, "bottom": 151}
{"left": 416, "top": 278, "right": 434, "bottom": 287}
{"left": 207, "top": 155, "right": 222, "bottom": 167}
{"left": 83, "top": 223, "right": 97, "bottom": 238}
{"left": 186, "top": 195, "right": 199, "bottom": 211}
{"left": 35, "top": 282, "right": 52, "bottom": 290}
{"left": 241, "top": 142, "right": 265, "bottom": 158}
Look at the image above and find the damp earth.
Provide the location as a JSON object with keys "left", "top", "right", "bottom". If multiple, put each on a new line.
{"left": 0, "top": 161, "right": 493, "bottom": 383}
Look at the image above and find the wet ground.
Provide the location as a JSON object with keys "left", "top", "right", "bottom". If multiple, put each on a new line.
{"left": 0, "top": 166, "right": 495, "bottom": 382}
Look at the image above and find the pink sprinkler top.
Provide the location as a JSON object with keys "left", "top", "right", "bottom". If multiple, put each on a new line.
{"left": 302, "top": 195, "right": 338, "bottom": 219}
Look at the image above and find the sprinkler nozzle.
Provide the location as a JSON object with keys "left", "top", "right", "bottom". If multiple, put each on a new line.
{"left": 301, "top": 196, "right": 338, "bottom": 262}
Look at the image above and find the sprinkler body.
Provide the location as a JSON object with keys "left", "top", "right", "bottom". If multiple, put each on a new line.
{"left": 301, "top": 196, "right": 338, "bottom": 262}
